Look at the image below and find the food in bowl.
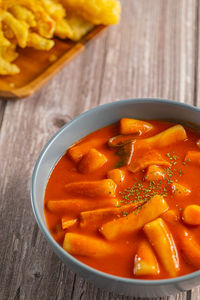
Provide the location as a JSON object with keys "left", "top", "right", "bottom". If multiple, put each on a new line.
{"left": 44, "top": 117, "right": 200, "bottom": 280}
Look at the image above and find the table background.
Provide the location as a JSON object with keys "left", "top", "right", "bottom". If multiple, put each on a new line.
{"left": 1, "top": 0, "right": 200, "bottom": 299}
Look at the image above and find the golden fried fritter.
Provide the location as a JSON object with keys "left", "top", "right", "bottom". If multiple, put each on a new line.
{"left": 61, "top": 0, "right": 121, "bottom": 25}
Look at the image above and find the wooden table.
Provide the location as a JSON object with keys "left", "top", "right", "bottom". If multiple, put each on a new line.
{"left": 0, "top": 0, "right": 200, "bottom": 299}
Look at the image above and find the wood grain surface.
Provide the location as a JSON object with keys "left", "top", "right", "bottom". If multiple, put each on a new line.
{"left": 0, "top": 0, "right": 200, "bottom": 299}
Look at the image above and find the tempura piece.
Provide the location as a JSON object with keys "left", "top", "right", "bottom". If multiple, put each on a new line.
{"left": 80, "top": 200, "right": 146, "bottom": 230}
{"left": 182, "top": 205, "right": 200, "bottom": 226}
{"left": 47, "top": 198, "right": 118, "bottom": 214}
{"left": 8, "top": 5, "right": 36, "bottom": 27}
{"left": 27, "top": 32, "right": 55, "bottom": 51}
{"left": 1, "top": 24, "right": 14, "bottom": 40}
{"left": 62, "top": 0, "right": 121, "bottom": 25}
{"left": 2, "top": 11, "right": 28, "bottom": 48}
{"left": 129, "top": 150, "right": 171, "bottom": 173}
{"left": 65, "top": 179, "right": 116, "bottom": 198}
{"left": 107, "top": 168, "right": 125, "bottom": 185}
{"left": 8, "top": 0, "right": 56, "bottom": 38}
{"left": 145, "top": 165, "right": 165, "bottom": 181}
{"left": 63, "top": 233, "right": 114, "bottom": 257}
{"left": 144, "top": 218, "right": 180, "bottom": 277}
{"left": 0, "top": 28, "right": 10, "bottom": 47}
{"left": 133, "top": 240, "right": 160, "bottom": 276}
{"left": 120, "top": 118, "right": 153, "bottom": 135}
{"left": 78, "top": 148, "right": 107, "bottom": 173}
{"left": 0, "top": 56, "right": 19, "bottom": 75}
{"left": 0, "top": 24, "right": 19, "bottom": 74}
{"left": 185, "top": 151, "right": 200, "bottom": 165}
{"left": 0, "top": 27, "right": 18, "bottom": 61}
{"left": 171, "top": 183, "right": 191, "bottom": 198}
{"left": 54, "top": 18, "right": 73, "bottom": 39}
{"left": 100, "top": 195, "right": 169, "bottom": 240}
{"left": 40, "top": 0, "right": 90, "bottom": 41}
{"left": 40, "top": 0, "right": 66, "bottom": 21}
{"left": 136, "top": 125, "right": 187, "bottom": 150}
{"left": 2, "top": 44, "right": 18, "bottom": 62}
{"left": 57, "top": 14, "right": 94, "bottom": 41}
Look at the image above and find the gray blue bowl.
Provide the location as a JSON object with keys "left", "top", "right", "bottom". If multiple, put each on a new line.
{"left": 31, "top": 98, "right": 200, "bottom": 297}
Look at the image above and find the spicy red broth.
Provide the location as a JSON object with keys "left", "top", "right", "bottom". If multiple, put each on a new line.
{"left": 44, "top": 119, "right": 200, "bottom": 279}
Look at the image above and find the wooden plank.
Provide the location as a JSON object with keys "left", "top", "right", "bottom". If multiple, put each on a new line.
{"left": 0, "top": 0, "right": 199, "bottom": 299}
{"left": 0, "top": 100, "right": 7, "bottom": 129}
{"left": 98, "top": 0, "right": 197, "bottom": 105}
{"left": 190, "top": 288, "right": 200, "bottom": 300}
{"left": 195, "top": 0, "right": 200, "bottom": 106}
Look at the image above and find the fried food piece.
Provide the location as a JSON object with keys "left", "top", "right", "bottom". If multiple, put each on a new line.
{"left": 62, "top": 0, "right": 121, "bottom": 25}
{"left": 59, "top": 14, "right": 94, "bottom": 41}
{"left": 0, "top": 27, "right": 10, "bottom": 47}
{"left": 40, "top": 0, "right": 66, "bottom": 21}
{"left": 1, "top": 44, "right": 18, "bottom": 62}
{"left": 9, "top": 0, "right": 56, "bottom": 38}
{"left": 0, "top": 0, "right": 121, "bottom": 75}
{"left": 8, "top": 5, "right": 36, "bottom": 27}
{"left": 0, "top": 25, "right": 19, "bottom": 74}
{"left": 0, "top": 55, "right": 19, "bottom": 75}
{"left": 41, "top": 0, "right": 92, "bottom": 41}
{"left": 1, "top": 10, "right": 28, "bottom": 48}
{"left": 40, "top": 2, "right": 93, "bottom": 41}
{"left": 54, "top": 18, "right": 73, "bottom": 39}
{"left": 27, "top": 32, "right": 55, "bottom": 51}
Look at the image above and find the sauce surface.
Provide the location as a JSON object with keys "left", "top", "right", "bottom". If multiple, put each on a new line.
{"left": 44, "top": 120, "right": 200, "bottom": 279}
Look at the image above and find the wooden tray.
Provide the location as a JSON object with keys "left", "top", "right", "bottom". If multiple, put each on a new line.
{"left": 0, "top": 25, "right": 107, "bottom": 100}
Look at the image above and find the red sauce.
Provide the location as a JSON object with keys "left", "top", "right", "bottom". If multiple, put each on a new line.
{"left": 44, "top": 120, "right": 200, "bottom": 279}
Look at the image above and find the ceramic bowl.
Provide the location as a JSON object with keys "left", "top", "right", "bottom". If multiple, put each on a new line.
{"left": 31, "top": 98, "right": 200, "bottom": 297}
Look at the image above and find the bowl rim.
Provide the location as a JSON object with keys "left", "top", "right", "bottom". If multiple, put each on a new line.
{"left": 31, "top": 98, "right": 200, "bottom": 286}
